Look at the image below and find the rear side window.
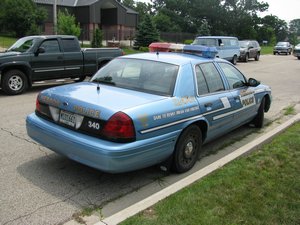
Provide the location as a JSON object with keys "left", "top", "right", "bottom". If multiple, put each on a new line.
{"left": 40, "top": 40, "right": 60, "bottom": 53}
{"left": 197, "top": 63, "right": 224, "bottom": 93}
{"left": 195, "top": 66, "right": 209, "bottom": 95}
{"left": 62, "top": 39, "right": 80, "bottom": 52}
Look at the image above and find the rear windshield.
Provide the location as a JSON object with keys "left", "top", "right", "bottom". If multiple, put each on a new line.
{"left": 90, "top": 58, "right": 179, "bottom": 96}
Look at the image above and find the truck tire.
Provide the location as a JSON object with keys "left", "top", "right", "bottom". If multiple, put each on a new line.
{"left": 1, "top": 69, "right": 28, "bottom": 95}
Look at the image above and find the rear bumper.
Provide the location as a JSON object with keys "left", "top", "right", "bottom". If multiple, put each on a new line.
{"left": 26, "top": 113, "right": 178, "bottom": 173}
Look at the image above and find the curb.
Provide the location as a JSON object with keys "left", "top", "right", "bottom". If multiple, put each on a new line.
{"left": 96, "top": 113, "right": 300, "bottom": 225}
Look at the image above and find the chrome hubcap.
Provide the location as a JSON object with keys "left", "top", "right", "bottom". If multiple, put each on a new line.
{"left": 184, "top": 141, "right": 194, "bottom": 158}
{"left": 8, "top": 75, "right": 23, "bottom": 91}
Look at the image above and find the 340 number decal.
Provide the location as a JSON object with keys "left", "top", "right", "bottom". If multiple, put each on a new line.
{"left": 88, "top": 121, "right": 100, "bottom": 130}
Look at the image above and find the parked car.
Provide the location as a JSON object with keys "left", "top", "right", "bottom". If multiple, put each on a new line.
{"left": 0, "top": 35, "right": 123, "bottom": 95}
{"left": 26, "top": 44, "right": 271, "bottom": 174}
{"left": 293, "top": 43, "right": 300, "bottom": 59}
{"left": 273, "top": 41, "right": 293, "bottom": 55}
{"left": 238, "top": 40, "right": 261, "bottom": 62}
{"left": 192, "top": 36, "right": 240, "bottom": 65}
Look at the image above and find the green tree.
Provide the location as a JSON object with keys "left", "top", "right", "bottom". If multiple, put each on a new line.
{"left": 135, "top": 14, "right": 159, "bottom": 47}
{"left": 91, "top": 28, "right": 103, "bottom": 48}
{"left": 122, "top": 0, "right": 135, "bottom": 8}
{"left": 135, "top": 2, "right": 154, "bottom": 23}
{"left": 197, "top": 19, "right": 211, "bottom": 36}
{"left": 57, "top": 9, "right": 81, "bottom": 37}
{"left": 153, "top": 11, "right": 180, "bottom": 32}
{"left": 289, "top": 19, "right": 300, "bottom": 36}
{"left": 261, "top": 15, "right": 288, "bottom": 42}
{"left": 0, "top": 0, "right": 46, "bottom": 37}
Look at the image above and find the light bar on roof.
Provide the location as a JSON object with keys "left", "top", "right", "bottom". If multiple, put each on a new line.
{"left": 148, "top": 42, "right": 218, "bottom": 58}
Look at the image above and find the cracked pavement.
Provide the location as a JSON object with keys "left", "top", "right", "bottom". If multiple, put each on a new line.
{"left": 0, "top": 55, "right": 299, "bottom": 225}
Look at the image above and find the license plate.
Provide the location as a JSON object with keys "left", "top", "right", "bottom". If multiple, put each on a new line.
{"left": 59, "top": 110, "right": 76, "bottom": 127}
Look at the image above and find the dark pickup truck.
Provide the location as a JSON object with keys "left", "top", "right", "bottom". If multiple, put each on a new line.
{"left": 0, "top": 35, "right": 123, "bottom": 95}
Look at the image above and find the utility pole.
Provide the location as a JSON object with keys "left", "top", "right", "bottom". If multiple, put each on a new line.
{"left": 53, "top": 0, "right": 57, "bottom": 34}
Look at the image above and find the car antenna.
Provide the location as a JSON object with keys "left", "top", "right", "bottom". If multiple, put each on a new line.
{"left": 97, "top": 82, "right": 100, "bottom": 91}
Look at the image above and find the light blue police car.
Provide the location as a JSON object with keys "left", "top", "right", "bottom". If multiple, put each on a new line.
{"left": 26, "top": 44, "right": 271, "bottom": 173}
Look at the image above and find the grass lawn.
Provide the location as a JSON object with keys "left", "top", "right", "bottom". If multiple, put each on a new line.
{"left": 261, "top": 46, "right": 274, "bottom": 55}
{"left": 0, "top": 36, "right": 17, "bottom": 49}
{"left": 121, "top": 122, "right": 300, "bottom": 225}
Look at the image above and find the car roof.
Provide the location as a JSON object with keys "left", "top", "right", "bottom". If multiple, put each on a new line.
{"left": 121, "top": 52, "right": 222, "bottom": 66}
{"left": 195, "top": 36, "right": 237, "bottom": 39}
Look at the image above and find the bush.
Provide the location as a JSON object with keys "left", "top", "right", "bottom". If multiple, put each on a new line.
{"left": 91, "top": 28, "right": 103, "bottom": 48}
{"left": 184, "top": 39, "right": 194, "bottom": 45}
{"left": 139, "top": 47, "right": 149, "bottom": 52}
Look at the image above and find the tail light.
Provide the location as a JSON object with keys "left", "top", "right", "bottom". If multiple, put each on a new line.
{"left": 102, "top": 112, "right": 135, "bottom": 142}
{"left": 36, "top": 97, "right": 41, "bottom": 112}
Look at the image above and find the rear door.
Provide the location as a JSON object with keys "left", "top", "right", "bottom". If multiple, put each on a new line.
{"left": 60, "top": 38, "right": 84, "bottom": 77}
{"left": 31, "top": 38, "right": 65, "bottom": 80}
{"left": 195, "top": 62, "right": 236, "bottom": 140}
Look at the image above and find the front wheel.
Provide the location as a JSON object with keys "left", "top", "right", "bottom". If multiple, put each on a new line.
{"left": 172, "top": 125, "right": 202, "bottom": 173}
{"left": 252, "top": 97, "right": 265, "bottom": 128}
{"left": 1, "top": 69, "right": 28, "bottom": 95}
{"left": 244, "top": 53, "right": 249, "bottom": 62}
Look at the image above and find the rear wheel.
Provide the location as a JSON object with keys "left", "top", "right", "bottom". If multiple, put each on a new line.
{"left": 252, "top": 97, "right": 265, "bottom": 128}
{"left": 1, "top": 69, "right": 28, "bottom": 95}
{"left": 172, "top": 125, "right": 202, "bottom": 173}
{"left": 298, "top": 56, "right": 300, "bottom": 60}
{"left": 255, "top": 52, "right": 260, "bottom": 61}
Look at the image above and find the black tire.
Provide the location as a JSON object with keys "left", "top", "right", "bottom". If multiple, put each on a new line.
{"left": 297, "top": 56, "right": 300, "bottom": 60}
{"left": 253, "top": 97, "right": 265, "bottom": 128}
{"left": 244, "top": 53, "right": 249, "bottom": 62}
{"left": 255, "top": 52, "right": 260, "bottom": 61}
{"left": 1, "top": 69, "right": 28, "bottom": 95}
{"left": 172, "top": 125, "right": 202, "bottom": 173}
{"left": 231, "top": 55, "right": 238, "bottom": 65}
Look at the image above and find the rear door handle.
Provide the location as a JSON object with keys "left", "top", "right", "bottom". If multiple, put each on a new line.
{"left": 204, "top": 102, "right": 213, "bottom": 107}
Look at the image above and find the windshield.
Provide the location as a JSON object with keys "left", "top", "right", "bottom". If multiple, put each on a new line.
{"left": 239, "top": 41, "right": 249, "bottom": 48}
{"left": 276, "top": 42, "right": 288, "bottom": 47}
{"left": 90, "top": 58, "right": 179, "bottom": 96}
{"left": 192, "top": 38, "right": 217, "bottom": 47}
{"left": 7, "top": 37, "right": 36, "bottom": 52}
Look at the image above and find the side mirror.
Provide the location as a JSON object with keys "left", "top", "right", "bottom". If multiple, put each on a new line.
{"left": 248, "top": 78, "right": 260, "bottom": 87}
{"left": 35, "top": 47, "right": 45, "bottom": 56}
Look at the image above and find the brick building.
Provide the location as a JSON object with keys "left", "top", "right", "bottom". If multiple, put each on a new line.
{"left": 33, "top": 0, "right": 138, "bottom": 42}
